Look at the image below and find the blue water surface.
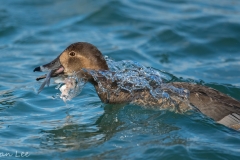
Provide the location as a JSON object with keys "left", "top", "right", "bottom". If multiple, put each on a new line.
{"left": 0, "top": 0, "right": 240, "bottom": 159}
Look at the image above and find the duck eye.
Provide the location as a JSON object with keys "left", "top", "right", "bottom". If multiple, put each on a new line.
{"left": 69, "top": 52, "right": 75, "bottom": 56}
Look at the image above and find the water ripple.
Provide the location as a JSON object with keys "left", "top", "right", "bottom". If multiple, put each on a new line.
{"left": 1, "top": 0, "right": 240, "bottom": 159}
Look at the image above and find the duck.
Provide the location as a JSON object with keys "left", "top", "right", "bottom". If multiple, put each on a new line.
{"left": 33, "top": 42, "right": 240, "bottom": 130}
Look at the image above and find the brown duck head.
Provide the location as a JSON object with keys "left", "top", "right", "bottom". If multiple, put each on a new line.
{"left": 34, "top": 42, "right": 109, "bottom": 93}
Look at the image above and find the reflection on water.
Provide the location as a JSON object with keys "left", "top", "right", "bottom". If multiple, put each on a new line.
{"left": 39, "top": 104, "right": 185, "bottom": 154}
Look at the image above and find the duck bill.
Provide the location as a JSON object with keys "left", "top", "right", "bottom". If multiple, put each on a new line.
{"left": 34, "top": 56, "right": 61, "bottom": 72}
{"left": 33, "top": 56, "right": 64, "bottom": 81}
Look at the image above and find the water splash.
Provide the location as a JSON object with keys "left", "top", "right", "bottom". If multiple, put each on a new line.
{"left": 57, "top": 57, "right": 189, "bottom": 103}
{"left": 56, "top": 73, "right": 86, "bottom": 102}
{"left": 90, "top": 57, "right": 190, "bottom": 100}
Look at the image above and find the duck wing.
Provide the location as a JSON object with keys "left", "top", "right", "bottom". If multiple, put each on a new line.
{"left": 172, "top": 82, "right": 240, "bottom": 129}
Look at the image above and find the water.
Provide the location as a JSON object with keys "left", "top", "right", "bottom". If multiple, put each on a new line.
{"left": 90, "top": 58, "right": 189, "bottom": 99}
{"left": 0, "top": 0, "right": 240, "bottom": 159}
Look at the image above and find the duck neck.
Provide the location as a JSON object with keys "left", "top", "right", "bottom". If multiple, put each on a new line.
{"left": 79, "top": 69, "right": 132, "bottom": 104}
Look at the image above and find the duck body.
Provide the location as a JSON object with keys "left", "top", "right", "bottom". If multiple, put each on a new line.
{"left": 33, "top": 42, "right": 240, "bottom": 130}
{"left": 91, "top": 73, "right": 240, "bottom": 129}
